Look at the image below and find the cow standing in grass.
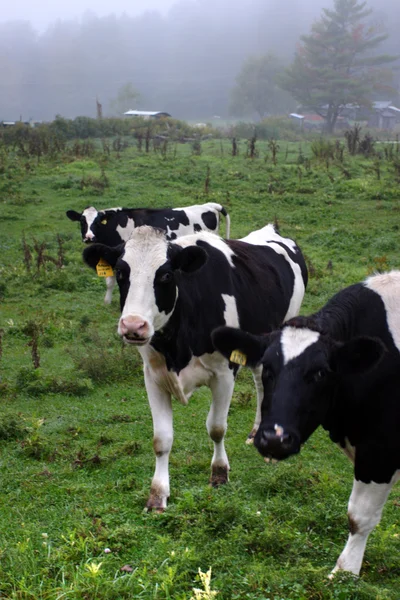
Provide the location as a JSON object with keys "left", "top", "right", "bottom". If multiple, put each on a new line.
{"left": 67, "top": 202, "right": 230, "bottom": 304}
{"left": 212, "top": 271, "right": 400, "bottom": 576}
{"left": 83, "top": 224, "right": 307, "bottom": 510}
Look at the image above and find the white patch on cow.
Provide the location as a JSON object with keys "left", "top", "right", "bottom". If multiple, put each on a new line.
{"left": 165, "top": 222, "right": 200, "bottom": 240}
{"left": 118, "top": 228, "right": 175, "bottom": 338}
{"left": 221, "top": 294, "right": 240, "bottom": 328}
{"left": 82, "top": 206, "right": 99, "bottom": 240}
{"left": 240, "top": 223, "right": 297, "bottom": 252}
{"left": 163, "top": 203, "right": 224, "bottom": 239}
{"left": 175, "top": 231, "right": 236, "bottom": 267}
{"left": 269, "top": 242, "right": 305, "bottom": 320}
{"left": 240, "top": 224, "right": 305, "bottom": 320}
{"left": 116, "top": 217, "right": 136, "bottom": 242}
{"left": 331, "top": 475, "right": 399, "bottom": 576}
{"left": 281, "top": 327, "right": 320, "bottom": 365}
{"left": 364, "top": 270, "right": 400, "bottom": 351}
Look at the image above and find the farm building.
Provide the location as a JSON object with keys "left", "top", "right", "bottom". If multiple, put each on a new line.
{"left": 124, "top": 110, "right": 171, "bottom": 119}
{"left": 366, "top": 101, "right": 400, "bottom": 130}
{"left": 292, "top": 101, "right": 400, "bottom": 131}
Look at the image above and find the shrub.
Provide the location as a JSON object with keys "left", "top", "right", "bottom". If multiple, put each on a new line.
{"left": 0, "top": 414, "right": 26, "bottom": 440}
{"left": 68, "top": 331, "right": 142, "bottom": 383}
{"left": 15, "top": 367, "right": 93, "bottom": 396}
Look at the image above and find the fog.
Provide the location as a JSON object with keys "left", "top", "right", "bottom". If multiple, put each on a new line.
{"left": 2, "top": 0, "right": 176, "bottom": 32}
{"left": 0, "top": 0, "right": 399, "bottom": 121}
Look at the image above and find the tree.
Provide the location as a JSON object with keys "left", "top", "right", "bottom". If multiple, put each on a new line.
{"left": 109, "top": 83, "right": 141, "bottom": 116}
{"left": 230, "top": 54, "right": 294, "bottom": 120}
{"left": 281, "top": 0, "right": 397, "bottom": 133}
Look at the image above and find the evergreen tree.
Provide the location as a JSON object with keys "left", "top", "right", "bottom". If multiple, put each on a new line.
{"left": 281, "top": 0, "right": 396, "bottom": 132}
{"left": 230, "top": 54, "right": 293, "bottom": 120}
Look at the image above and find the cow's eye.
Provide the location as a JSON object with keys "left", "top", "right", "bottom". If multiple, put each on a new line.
{"left": 160, "top": 272, "right": 173, "bottom": 284}
{"left": 309, "top": 369, "right": 327, "bottom": 383}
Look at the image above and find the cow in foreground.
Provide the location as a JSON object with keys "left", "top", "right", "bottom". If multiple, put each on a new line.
{"left": 212, "top": 271, "right": 400, "bottom": 576}
{"left": 83, "top": 224, "right": 307, "bottom": 510}
{"left": 67, "top": 202, "right": 230, "bottom": 304}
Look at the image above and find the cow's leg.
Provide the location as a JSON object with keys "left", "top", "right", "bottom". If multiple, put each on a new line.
{"left": 104, "top": 275, "right": 116, "bottom": 305}
{"left": 207, "top": 371, "right": 235, "bottom": 486}
{"left": 144, "top": 367, "right": 173, "bottom": 511}
{"left": 330, "top": 477, "right": 394, "bottom": 577}
{"left": 247, "top": 366, "right": 263, "bottom": 444}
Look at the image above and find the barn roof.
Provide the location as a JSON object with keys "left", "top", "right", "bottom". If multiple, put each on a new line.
{"left": 124, "top": 110, "right": 171, "bottom": 117}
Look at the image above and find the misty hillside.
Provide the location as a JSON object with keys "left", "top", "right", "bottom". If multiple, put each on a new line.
{"left": 0, "top": 0, "right": 399, "bottom": 121}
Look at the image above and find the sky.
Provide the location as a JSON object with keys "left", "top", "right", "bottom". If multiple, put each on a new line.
{"left": 0, "top": 0, "right": 177, "bottom": 31}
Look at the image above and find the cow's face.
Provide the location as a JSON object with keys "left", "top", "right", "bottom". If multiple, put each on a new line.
{"left": 89, "top": 210, "right": 131, "bottom": 246}
{"left": 66, "top": 207, "right": 98, "bottom": 242}
{"left": 83, "top": 226, "right": 207, "bottom": 345}
{"left": 212, "top": 324, "right": 385, "bottom": 461}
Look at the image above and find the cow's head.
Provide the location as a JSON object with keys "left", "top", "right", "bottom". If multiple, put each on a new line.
{"left": 212, "top": 321, "right": 385, "bottom": 461}
{"left": 66, "top": 207, "right": 99, "bottom": 243}
{"left": 83, "top": 226, "right": 207, "bottom": 345}
{"left": 89, "top": 210, "right": 131, "bottom": 246}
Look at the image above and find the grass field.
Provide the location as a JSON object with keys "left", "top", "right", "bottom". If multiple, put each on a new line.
{"left": 0, "top": 134, "right": 399, "bottom": 599}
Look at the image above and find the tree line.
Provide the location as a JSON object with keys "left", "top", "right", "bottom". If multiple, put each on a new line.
{"left": 0, "top": 0, "right": 398, "bottom": 124}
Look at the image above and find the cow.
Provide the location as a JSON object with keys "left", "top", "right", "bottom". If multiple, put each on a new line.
{"left": 67, "top": 202, "right": 230, "bottom": 304}
{"left": 212, "top": 270, "right": 400, "bottom": 577}
{"left": 82, "top": 223, "right": 308, "bottom": 510}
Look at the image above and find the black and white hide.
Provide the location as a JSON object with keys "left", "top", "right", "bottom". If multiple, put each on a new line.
{"left": 83, "top": 224, "right": 307, "bottom": 510}
{"left": 67, "top": 202, "right": 230, "bottom": 304}
{"left": 212, "top": 271, "right": 400, "bottom": 576}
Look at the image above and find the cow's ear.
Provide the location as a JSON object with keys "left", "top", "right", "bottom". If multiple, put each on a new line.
{"left": 66, "top": 210, "right": 82, "bottom": 221}
{"left": 83, "top": 243, "right": 124, "bottom": 270}
{"left": 331, "top": 336, "right": 386, "bottom": 376}
{"left": 212, "top": 326, "right": 271, "bottom": 367}
{"left": 171, "top": 246, "right": 208, "bottom": 273}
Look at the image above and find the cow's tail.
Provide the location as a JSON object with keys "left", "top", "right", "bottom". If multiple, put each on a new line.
{"left": 219, "top": 206, "right": 231, "bottom": 239}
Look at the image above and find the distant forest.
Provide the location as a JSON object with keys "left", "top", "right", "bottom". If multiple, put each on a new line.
{"left": 1, "top": 0, "right": 399, "bottom": 121}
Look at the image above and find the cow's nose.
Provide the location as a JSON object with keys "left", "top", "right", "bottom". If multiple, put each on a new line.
{"left": 119, "top": 316, "right": 149, "bottom": 340}
{"left": 255, "top": 428, "right": 298, "bottom": 459}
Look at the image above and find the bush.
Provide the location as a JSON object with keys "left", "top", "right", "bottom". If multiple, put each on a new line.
{"left": 68, "top": 331, "right": 142, "bottom": 383}
{"left": 229, "top": 117, "right": 302, "bottom": 141}
{"left": 16, "top": 367, "right": 93, "bottom": 396}
{"left": 0, "top": 414, "right": 26, "bottom": 440}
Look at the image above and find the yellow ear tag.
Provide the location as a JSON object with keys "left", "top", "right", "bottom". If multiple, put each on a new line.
{"left": 230, "top": 349, "right": 247, "bottom": 366}
{"left": 101, "top": 219, "right": 107, "bottom": 225}
{"left": 96, "top": 259, "right": 114, "bottom": 277}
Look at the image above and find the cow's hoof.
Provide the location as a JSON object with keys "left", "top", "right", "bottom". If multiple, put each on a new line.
{"left": 146, "top": 494, "right": 167, "bottom": 512}
{"left": 210, "top": 465, "right": 229, "bottom": 487}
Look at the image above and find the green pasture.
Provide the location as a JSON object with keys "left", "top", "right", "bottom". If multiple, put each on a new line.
{"left": 0, "top": 136, "right": 399, "bottom": 599}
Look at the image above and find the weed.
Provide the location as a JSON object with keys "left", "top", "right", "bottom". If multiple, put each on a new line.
{"left": 68, "top": 331, "right": 142, "bottom": 383}
{"left": 204, "top": 166, "right": 211, "bottom": 194}
{"left": 15, "top": 366, "right": 93, "bottom": 396}
{"left": 231, "top": 138, "right": 238, "bottom": 157}
{"left": 192, "top": 140, "right": 202, "bottom": 156}
{"left": 22, "top": 321, "right": 41, "bottom": 369}
{"left": 268, "top": 139, "right": 279, "bottom": 165}
{"left": 246, "top": 135, "right": 257, "bottom": 159}
{"left": 0, "top": 413, "right": 26, "bottom": 440}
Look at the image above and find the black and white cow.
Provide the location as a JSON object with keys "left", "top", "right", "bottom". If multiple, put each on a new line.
{"left": 67, "top": 202, "right": 230, "bottom": 304}
{"left": 83, "top": 224, "right": 307, "bottom": 510}
{"left": 212, "top": 271, "right": 400, "bottom": 576}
